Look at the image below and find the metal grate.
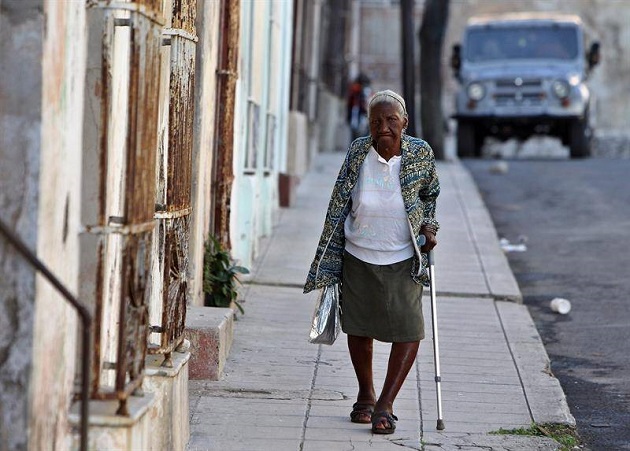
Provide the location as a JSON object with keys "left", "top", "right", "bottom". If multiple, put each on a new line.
{"left": 148, "top": 0, "right": 197, "bottom": 367}
{"left": 84, "top": 2, "right": 163, "bottom": 416}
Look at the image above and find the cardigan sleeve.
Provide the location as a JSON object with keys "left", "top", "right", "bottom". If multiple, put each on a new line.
{"left": 419, "top": 143, "right": 440, "bottom": 231}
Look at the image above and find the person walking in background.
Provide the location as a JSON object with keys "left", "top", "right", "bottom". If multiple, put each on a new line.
{"left": 347, "top": 73, "right": 372, "bottom": 140}
{"left": 304, "top": 90, "right": 440, "bottom": 434}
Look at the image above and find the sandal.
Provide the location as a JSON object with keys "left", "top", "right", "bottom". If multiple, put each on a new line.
{"left": 371, "top": 411, "right": 398, "bottom": 434}
{"left": 350, "top": 402, "right": 374, "bottom": 424}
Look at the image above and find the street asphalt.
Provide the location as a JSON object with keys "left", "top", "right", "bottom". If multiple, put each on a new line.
{"left": 187, "top": 150, "right": 575, "bottom": 451}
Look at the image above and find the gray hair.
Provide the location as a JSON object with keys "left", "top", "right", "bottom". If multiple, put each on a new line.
{"left": 368, "top": 90, "right": 407, "bottom": 119}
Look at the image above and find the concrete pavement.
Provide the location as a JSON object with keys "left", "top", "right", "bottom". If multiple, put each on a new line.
{"left": 187, "top": 150, "right": 574, "bottom": 450}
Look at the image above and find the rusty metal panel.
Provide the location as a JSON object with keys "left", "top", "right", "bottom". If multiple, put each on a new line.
{"left": 83, "top": 2, "right": 163, "bottom": 416}
{"left": 112, "top": 10, "right": 161, "bottom": 410}
{"left": 171, "top": 0, "right": 197, "bottom": 35}
{"left": 114, "top": 232, "right": 151, "bottom": 415}
{"left": 152, "top": 215, "right": 189, "bottom": 363}
{"left": 166, "top": 35, "right": 196, "bottom": 210}
{"left": 134, "top": 0, "right": 165, "bottom": 17}
{"left": 80, "top": 11, "right": 115, "bottom": 396}
{"left": 125, "top": 14, "right": 161, "bottom": 224}
{"left": 83, "top": 3, "right": 117, "bottom": 399}
{"left": 161, "top": 217, "right": 188, "bottom": 346}
{"left": 86, "top": 1, "right": 166, "bottom": 26}
{"left": 91, "top": 240, "right": 106, "bottom": 397}
{"left": 149, "top": 4, "right": 196, "bottom": 365}
{"left": 212, "top": 0, "right": 240, "bottom": 248}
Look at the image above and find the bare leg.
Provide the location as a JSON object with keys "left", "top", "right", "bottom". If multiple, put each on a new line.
{"left": 373, "top": 341, "right": 420, "bottom": 430}
{"left": 348, "top": 335, "right": 377, "bottom": 422}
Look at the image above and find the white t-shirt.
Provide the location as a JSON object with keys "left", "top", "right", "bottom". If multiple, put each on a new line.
{"left": 344, "top": 147, "right": 414, "bottom": 265}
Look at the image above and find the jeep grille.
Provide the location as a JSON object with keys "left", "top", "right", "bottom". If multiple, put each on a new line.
{"left": 493, "top": 78, "right": 545, "bottom": 106}
{"left": 496, "top": 78, "right": 542, "bottom": 88}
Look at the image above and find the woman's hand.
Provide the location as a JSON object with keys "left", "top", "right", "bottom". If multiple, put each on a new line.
{"left": 420, "top": 230, "right": 437, "bottom": 253}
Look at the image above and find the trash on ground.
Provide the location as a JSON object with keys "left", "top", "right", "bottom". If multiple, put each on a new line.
{"left": 489, "top": 160, "right": 509, "bottom": 174}
{"left": 499, "top": 237, "right": 527, "bottom": 252}
{"left": 589, "top": 423, "right": 611, "bottom": 428}
{"left": 550, "top": 297, "right": 571, "bottom": 315}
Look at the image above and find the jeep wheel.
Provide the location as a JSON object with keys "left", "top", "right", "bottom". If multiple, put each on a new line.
{"left": 457, "top": 121, "right": 479, "bottom": 158}
{"left": 568, "top": 118, "right": 591, "bottom": 158}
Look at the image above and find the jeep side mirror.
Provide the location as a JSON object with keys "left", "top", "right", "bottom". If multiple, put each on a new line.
{"left": 587, "top": 41, "right": 600, "bottom": 69}
{"left": 450, "top": 43, "right": 461, "bottom": 78}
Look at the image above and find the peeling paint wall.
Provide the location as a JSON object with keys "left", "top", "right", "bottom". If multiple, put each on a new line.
{"left": 0, "top": 0, "right": 87, "bottom": 448}
{"left": 28, "top": 0, "right": 87, "bottom": 448}
{"left": 189, "top": 0, "right": 221, "bottom": 306}
{"left": 0, "top": 2, "right": 43, "bottom": 449}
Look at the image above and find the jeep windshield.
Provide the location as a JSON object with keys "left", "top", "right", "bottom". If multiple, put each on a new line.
{"left": 465, "top": 25, "right": 579, "bottom": 62}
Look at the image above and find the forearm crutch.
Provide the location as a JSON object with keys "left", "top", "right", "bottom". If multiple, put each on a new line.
{"left": 428, "top": 250, "right": 445, "bottom": 430}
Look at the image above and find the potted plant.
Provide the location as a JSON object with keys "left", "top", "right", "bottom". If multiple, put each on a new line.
{"left": 203, "top": 235, "right": 249, "bottom": 314}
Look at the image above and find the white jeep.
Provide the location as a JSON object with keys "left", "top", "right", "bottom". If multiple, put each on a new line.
{"left": 450, "top": 13, "right": 600, "bottom": 158}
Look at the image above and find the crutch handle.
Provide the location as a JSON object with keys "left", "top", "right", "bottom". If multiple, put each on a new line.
{"left": 419, "top": 235, "right": 436, "bottom": 265}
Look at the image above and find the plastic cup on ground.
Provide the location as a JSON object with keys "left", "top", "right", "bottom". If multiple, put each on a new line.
{"left": 550, "top": 298, "right": 571, "bottom": 314}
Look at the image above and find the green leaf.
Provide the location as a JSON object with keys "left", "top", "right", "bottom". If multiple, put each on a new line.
{"left": 202, "top": 234, "right": 249, "bottom": 314}
{"left": 231, "top": 266, "right": 250, "bottom": 274}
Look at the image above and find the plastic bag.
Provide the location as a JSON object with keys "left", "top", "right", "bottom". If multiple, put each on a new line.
{"left": 308, "top": 284, "right": 341, "bottom": 345}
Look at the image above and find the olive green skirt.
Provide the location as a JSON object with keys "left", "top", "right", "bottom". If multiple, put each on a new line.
{"left": 341, "top": 251, "right": 424, "bottom": 342}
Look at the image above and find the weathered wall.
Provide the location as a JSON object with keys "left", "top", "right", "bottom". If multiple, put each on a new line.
{"left": 189, "top": 0, "right": 221, "bottom": 306}
{"left": 317, "top": 90, "right": 346, "bottom": 152}
{"left": 444, "top": 0, "right": 630, "bottom": 129}
{"left": 0, "top": 1, "right": 42, "bottom": 449}
{"left": 0, "top": 0, "right": 87, "bottom": 448}
{"left": 230, "top": 0, "right": 260, "bottom": 268}
{"left": 28, "top": 0, "right": 87, "bottom": 448}
{"left": 286, "top": 111, "right": 310, "bottom": 176}
{"left": 359, "top": 3, "right": 424, "bottom": 95}
{"left": 231, "top": 0, "right": 294, "bottom": 268}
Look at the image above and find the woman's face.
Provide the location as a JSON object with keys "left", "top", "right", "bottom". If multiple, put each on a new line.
{"left": 369, "top": 102, "right": 408, "bottom": 151}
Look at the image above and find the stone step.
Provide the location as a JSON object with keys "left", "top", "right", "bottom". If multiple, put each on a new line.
{"left": 184, "top": 306, "right": 235, "bottom": 380}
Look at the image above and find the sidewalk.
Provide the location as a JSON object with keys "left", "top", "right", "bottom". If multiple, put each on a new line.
{"left": 187, "top": 150, "right": 574, "bottom": 450}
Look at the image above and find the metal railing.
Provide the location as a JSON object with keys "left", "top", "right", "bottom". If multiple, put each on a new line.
{"left": 0, "top": 218, "right": 91, "bottom": 451}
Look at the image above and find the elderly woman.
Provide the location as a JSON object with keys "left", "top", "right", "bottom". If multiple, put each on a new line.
{"left": 304, "top": 90, "right": 440, "bottom": 434}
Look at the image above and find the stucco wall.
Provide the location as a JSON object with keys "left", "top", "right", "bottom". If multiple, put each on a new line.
{"left": 28, "top": 0, "right": 87, "bottom": 448}
{"left": 189, "top": 0, "right": 221, "bottom": 306}
{"left": 0, "top": 1, "right": 43, "bottom": 449}
{"left": 231, "top": 0, "right": 295, "bottom": 268}
{"left": 287, "top": 111, "right": 309, "bottom": 176}
{"left": 359, "top": 3, "right": 424, "bottom": 95}
{"left": 0, "top": 0, "right": 86, "bottom": 448}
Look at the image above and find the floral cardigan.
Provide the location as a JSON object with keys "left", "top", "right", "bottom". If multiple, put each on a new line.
{"left": 303, "top": 134, "right": 440, "bottom": 294}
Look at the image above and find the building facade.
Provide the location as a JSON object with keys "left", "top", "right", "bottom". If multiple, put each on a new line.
{"left": 25, "top": 0, "right": 623, "bottom": 448}
{"left": 0, "top": 0, "right": 357, "bottom": 449}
